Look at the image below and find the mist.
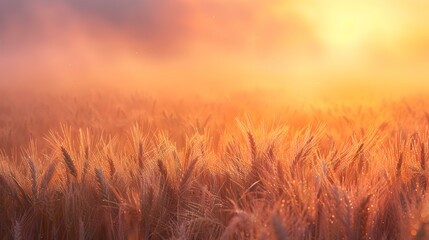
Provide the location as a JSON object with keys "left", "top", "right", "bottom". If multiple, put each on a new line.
{"left": 1, "top": 0, "right": 429, "bottom": 101}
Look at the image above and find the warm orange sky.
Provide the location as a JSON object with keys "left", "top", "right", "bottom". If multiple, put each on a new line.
{"left": 1, "top": 0, "right": 429, "bottom": 100}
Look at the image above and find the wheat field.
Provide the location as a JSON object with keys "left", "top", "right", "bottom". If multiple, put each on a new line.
{"left": 2, "top": 0, "right": 429, "bottom": 239}
{"left": 0, "top": 90, "right": 428, "bottom": 240}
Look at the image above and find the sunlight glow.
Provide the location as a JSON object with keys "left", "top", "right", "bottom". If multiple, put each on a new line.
{"left": 299, "top": 1, "right": 404, "bottom": 58}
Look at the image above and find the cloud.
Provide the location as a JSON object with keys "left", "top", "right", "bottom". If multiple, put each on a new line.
{"left": 1, "top": 0, "right": 429, "bottom": 97}
{"left": 188, "top": 1, "right": 319, "bottom": 57}
{"left": 0, "top": 0, "right": 192, "bottom": 57}
{"left": 0, "top": 0, "right": 317, "bottom": 58}
{"left": 66, "top": 0, "right": 192, "bottom": 56}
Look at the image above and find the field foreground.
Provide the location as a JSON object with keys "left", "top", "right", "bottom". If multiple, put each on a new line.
{"left": 1, "top": 92, "right": 429, "bottom": 239}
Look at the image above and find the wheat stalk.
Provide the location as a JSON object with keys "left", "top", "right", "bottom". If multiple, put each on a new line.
{"left": 95, "top": 168, "right": 109, "bottom": 201}
{"left": 27, "top": 158, "right": 37, "bottom": 199}
{"left": 61, "top": 147, "right": 77, "bottom": 178}
{"left": 108, "top": 158, "right": 116, "bottom": 178}
{"left": 10, "top": 173, "right": 30, "bottom": 205}
{"left": 0, "top": 173, "right": 19, "bottom": 203}
{"left": 356, "top": 194, "right": 372, "bottom": 240}
{"left": 179, "top": 157, "right": 198, "bottom": 193}
{"left": 247, "top": 132, "right": 257, "bottom": 161}
{"left": 82, "top": 145, "right": 90, "bottom": 183}
{"left": 138, "top": 142, "right": 144, "bottom": 171}
{"left": 396, "top": 152, "right": 403, "bottom": 178}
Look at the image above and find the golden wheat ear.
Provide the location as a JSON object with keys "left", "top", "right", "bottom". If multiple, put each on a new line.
{"left": 40, "top": 161, "right": 56, "bottom": 191}
{"left": 61, "top": 147, "right": 77, "bottom": 178}
{"left": 95, "top": 168, "right": 109, "bottom": 201}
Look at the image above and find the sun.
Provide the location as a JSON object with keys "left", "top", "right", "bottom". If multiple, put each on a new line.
{"left": 297, "top": 1, "right": 403, "bottom": 58}
{"left": 322, "top": 5, "right": 377, "bottom": 52}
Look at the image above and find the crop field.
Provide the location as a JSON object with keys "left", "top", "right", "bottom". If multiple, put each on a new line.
{"left": 0, "top": 90, "right": 428, "bottom": 239}
{"left": 2, "top": 0, "right": 429, "bottom": 239}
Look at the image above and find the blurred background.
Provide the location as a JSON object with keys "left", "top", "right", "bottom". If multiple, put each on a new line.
{"left": 1, "top": 0, "right": 429, "bottom": 102}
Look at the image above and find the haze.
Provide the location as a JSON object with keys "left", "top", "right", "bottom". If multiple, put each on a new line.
{"left": 1, "top": 0, "right": 429, "bottom": 101}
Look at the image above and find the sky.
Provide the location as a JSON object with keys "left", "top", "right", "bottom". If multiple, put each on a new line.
{"left": 1, "top": 0, "right": 429, "bottom": 100}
